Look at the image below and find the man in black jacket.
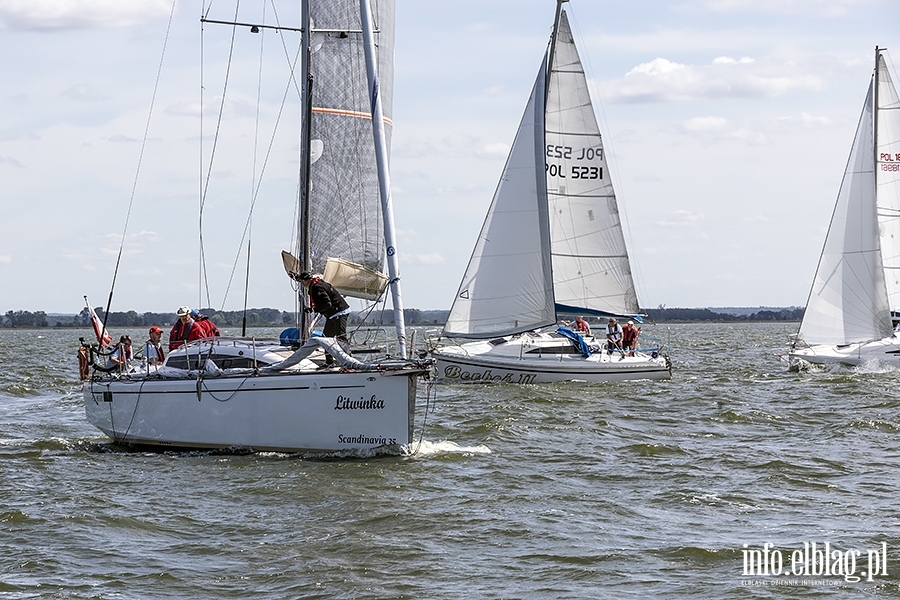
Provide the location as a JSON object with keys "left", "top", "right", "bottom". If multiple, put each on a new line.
{"left": 296, "top": 271, "right": 350, "bottom": 365}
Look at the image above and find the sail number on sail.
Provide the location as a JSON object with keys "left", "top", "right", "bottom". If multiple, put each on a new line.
{"left": 882, "top": 153, "right": 900, "bottom": 171}
{"left": 546, "top": 144, "right": 603, "bottom": 179}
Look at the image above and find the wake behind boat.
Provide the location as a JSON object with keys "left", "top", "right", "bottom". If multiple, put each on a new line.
{"left": 430, "top": 1, "right": 670, "bottom": 384}
{"left": 787, "top": 47, "right": 900, "bottom": 368}
{"left": 81, "top": 0, "right": 431, "bottom": 453}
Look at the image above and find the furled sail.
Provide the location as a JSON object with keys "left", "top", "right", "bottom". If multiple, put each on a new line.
{"left": 876, "top": 52, "right": 900, "bottom": 317}
{"left": 799, "top": 78, "right": 893, "bottom": 345}
{"left": 546, "top": 10, "right": 640, "bottom": 318}
{"left": 443, "top": 58, "right": 556, "bottom": 338}
{"left": 303, "top": 0, "right": 394, "bottom": 279}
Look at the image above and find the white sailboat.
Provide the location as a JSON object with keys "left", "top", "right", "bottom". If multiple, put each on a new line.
{"left": 431, "top": 1, "right": 671, "bottom": 384}
{"left": 81, "top": 0, "right": 430, "bottom": 453}
{"left": 788, "top": 47, "right": 900, "bottom": 368}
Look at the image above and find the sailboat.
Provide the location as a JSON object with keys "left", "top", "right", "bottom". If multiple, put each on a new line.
{"left": 81, "top": 0, "right": 431, "bottom": 453}
{"left": 788, "top": 47, "right": 900, "bottom": 367}
{"left": 430, "top": 1, "right": 671, "bottom": 384}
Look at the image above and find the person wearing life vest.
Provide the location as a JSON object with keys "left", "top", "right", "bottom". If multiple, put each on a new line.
{"left": 294, "top": 271, "right": 350, "bottom": 366}
{"left": 169, "top": 306, "right": 204, "bottom": 351}
{"left": 622, "top": 320, "right": 639, "bottom": 357}
{"left": 107, "top": 335, "right": 133, "bottom": 371}
{"left": 605, "top": 317, "right": 623, "bottom": 353}
{"left": 190, "top": 308, "right": 221, "bottom": 338}
{"left": 574, "top": 315, "right": 591, "bottom": 336}
{"left": 144, "top": 325, "right": 165, "bottom": 370}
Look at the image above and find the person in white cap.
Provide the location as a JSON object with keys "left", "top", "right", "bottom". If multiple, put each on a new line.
{"left": 168, "top": 305, "right": 203, "bottom": 351}
{"left": 622, "top": 320, "right": 640, "bottom": 356}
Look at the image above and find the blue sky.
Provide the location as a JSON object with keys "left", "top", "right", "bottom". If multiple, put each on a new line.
{"left": 1, "top": 0, "right": 899, "bottom": 313}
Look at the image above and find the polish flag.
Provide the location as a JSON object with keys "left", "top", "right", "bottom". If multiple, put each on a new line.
{"left": 84, "top": 296, "right": 111, "bottom": 347}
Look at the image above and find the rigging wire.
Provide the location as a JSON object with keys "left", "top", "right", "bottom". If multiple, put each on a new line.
{"left": 199, "top": 0, "right": 241, "bottom": 312}
{"left": 100, "top": 0, "right": 178, "bottom": 334}
{"left": 219, "top": 40, "right": 303, "bottom": 310}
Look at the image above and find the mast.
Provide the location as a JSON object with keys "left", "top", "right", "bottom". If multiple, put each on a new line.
{"left": 547, "top": 0, "right": 568, "bottom": 95}
{"left": 359, "top": 0, "right": 408, "bottom": 357}
{"left": 875, "top": 47, "right": 881, "bottom": 183}
{"left": 298, "top": 0, "right": 313, "bottom": 343}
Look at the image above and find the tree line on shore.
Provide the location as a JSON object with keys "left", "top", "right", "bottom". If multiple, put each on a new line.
{"left": 1, "top": 307, "right": 452, "bottom": 329}
{"left": 3, "top": 306, "right": 804, "bottom": 329}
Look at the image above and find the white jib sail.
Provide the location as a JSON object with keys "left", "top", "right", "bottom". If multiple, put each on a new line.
{"left": 799, "top": 77, "right": 893, "bottom": 345}
{"left": 443, "top": 57, "right": 555, "bottom": 338}
{"left": 545, "top": 11, "right": 640, "bottom": 317}
{"left": 876, "top": 52, "right": 900, "bottom": 317}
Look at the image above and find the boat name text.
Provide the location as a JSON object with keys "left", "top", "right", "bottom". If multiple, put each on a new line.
{"left": 443, "top": 365, "right": 536, "bottom": 384}
{"left": 338, "top": 433, "right": 397, "bottom": 445}
{"left": 334, "top": 394, "right": 385, "bottom": 410}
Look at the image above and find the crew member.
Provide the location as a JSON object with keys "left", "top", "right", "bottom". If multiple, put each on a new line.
{"left": 145, "top": 326, "right": 165, "bottom": 370}
{"left": 574, "top": 315, "right": 591, "bottom": 336}
{"left": 295, "top": 271, "right": 350, "bottom": 366}
{"left": 107, "top": 335, "right": 133, "bottom": 371}
{"left": 190, "top": 308, "right": 221, "bottom": 338}
{"left": 605, "top": 317, "right": 623, "bottom": 353}
{"left": 169, "top": 306, "right": 204, "bottom": 350}
{"left": 622, "top": 320, "right": 639, "bottom": 356}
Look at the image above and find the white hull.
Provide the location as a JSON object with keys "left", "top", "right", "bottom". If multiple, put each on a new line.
{"left": 83, "top": 338, "right": 422, "bottom": 453}
{"left": 432, "top": 333, "right": 671, "bottom": 384}
{"left": 787, "top": 335, "right": 900, "bottom": 367}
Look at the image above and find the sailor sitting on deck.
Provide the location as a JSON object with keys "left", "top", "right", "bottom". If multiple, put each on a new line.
{"left": 574, "top": 315, "right": 591, "bottom": 336}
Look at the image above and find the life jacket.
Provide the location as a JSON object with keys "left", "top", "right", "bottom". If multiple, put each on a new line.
{"left": 169, "top": 319, "right": 202, "bottom": 350}
{"left": 575, "top": 320, "right": 590, "bottom": 333}
{"left": 146, "top": 340, "right": 165, "bottom": 363}
{"left": 622, "top": 326, "right": 638, "bottom": 343}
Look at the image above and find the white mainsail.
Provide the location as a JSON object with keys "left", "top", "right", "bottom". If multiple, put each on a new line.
{"left": 303, "top": 0, "right": 394, "bottom": 278}
{"left": 546, "top": 11, "right": 639, "bottom": 318}
{"left": 876, "top": 53, "right": 900, "bottom": 317}
{"left": 443, "top": 59, "right": 555, "bottom": 338}
{"left": 798, "top": 76, "right": 893, "bottom": 346}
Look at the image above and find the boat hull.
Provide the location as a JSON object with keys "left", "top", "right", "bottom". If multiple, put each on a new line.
{"left": 787, "top": 336, "right": 900, "bottom": 367}
{"left": 83, "top": 369, "right": 420, "bottom": 453}
{"left": 432, "top": 336, "right": 671, "bottom": 384}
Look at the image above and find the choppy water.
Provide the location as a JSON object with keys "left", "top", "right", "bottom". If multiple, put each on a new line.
{"left": 2, "top": 323, "right": 899, "bottom": 598}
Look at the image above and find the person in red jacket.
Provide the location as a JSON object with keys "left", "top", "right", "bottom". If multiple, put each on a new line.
{"left": 190, "top": 309, "right": 220, "bottom": 338}
{"left": 169, "top": 306, "right": 204, "bottom": 350}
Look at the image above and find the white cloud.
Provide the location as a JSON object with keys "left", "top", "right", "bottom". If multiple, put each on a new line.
{"left": 800, "top": 112, "right": 832, "bottom": 128}
{"left": 0, "top": 255, "right": 11, "bottom": 263}
{"left": 477, "top": 143, "right": 509, "bottom": 159}
{"left": 0, "top": 156, "right": 24, "bottom": 167}
{"left": 698, "top": 0, "right": 872, "bottom": 18}
{"left": 602, "top": 56, "right": 825, "bottom": 104}
{"left": 654, "top": 210, "right": 705, "bottom": 228}
{"left": 402, "top": 252, "right": 445, "bottom": 265}
{"left": 682, "top": 116, "right": 729, "bottom": 132}
{"left": 0, "top": 0, "right": 173, "bottom": 31}
{"left": 61, "top": 84, "right": 107, "bottom": 102}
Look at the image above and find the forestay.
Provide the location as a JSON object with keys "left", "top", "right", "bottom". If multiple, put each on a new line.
{"left": 304, "top": 0, "right": 394, "bottom": 277}
{"left": 546, "top": 11, "right": 639, "bottom": 318}
{"left": 799, "top": 79, "right": 893, "bottom": 345}
{"left": 443, "top": 59, "right": 555, "bottom": 338}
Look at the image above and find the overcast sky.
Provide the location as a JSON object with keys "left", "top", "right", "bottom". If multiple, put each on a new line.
{"left": 1, "top": 0, "right": 899, "bottom": 314}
